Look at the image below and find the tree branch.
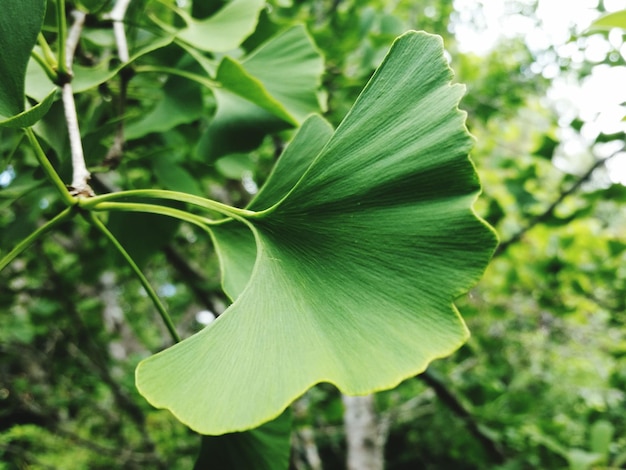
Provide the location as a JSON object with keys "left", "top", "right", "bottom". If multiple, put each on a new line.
{"left": 60, "top": 9, "right": 93, "bottom": 196}
{"left": 108, "top": 0, "right": 132, "bottom": 62}
{"left": 101, "top": 0, "right": 133, "bottom": 168}
{"left": 342, "top": 394, "right": 384, "bottom": 470}
{"left": 419, "top": 369, "right": 506, "bottom": 464}
{"left": 495, "top": 155, "right": 614, "bottom": 257}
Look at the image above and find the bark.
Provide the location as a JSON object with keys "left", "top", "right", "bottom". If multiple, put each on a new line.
{"left": 342, "top": 394, "right": 384, "bottom": 470}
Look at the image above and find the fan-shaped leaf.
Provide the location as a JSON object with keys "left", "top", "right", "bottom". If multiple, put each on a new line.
{"left": 175, "top": 0, "right": 265, "bottom": 53}
{"left": 136, "top": 31, "right": 497, "bottom": 435}
{"left": 216, "top": 25, "right": 325, "bottom": 125}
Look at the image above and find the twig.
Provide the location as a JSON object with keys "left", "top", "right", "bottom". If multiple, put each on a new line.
{"left": 419, "top": 368, "right": 506, "bottom": 463}
{"left": 65, "top": 10, "right": 86, "bottom": 64}
{"left": 59, "top": 9, "right": 94, "bottom": 196}
{"left": 495, "top": 154, "right": 615, "bottom": 257}
{"left": 109, "top": 0, "right": 132, "bottom": 62}
{"left": 62, "top": 84, "right": 92, "bottom": 196}
{"left": 101, "top": 0, "right": 133, "bottom": 168}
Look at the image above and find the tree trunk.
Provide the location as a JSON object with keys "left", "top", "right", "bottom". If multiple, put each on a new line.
{"left": 342, "top": 394, "right": 384, "bottom": 470}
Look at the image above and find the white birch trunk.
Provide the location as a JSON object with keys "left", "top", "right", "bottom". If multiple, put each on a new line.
{"left": 342, "top": 394, "right": 384, "bottom": 470}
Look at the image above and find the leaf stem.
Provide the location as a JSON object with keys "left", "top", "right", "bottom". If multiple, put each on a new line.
{"left": 134, "top": 65, "right": 219, "bottom": 89}
{"left": 37, "top": 33, "right": 58, "bottom": 68}
{"left": 31, "top": 50, "right": 59, "bottom": 83}
{"left": 55, "top": 0, "right": 69, "bottom": 76}
{"left": 80, "top": 189, "right": 254, "bottom": 219}
{"left": 24, "top": 128, "right": 75, "bottom": 206}
{"left": 0, "top": 207, "right": 74, "bottom": 272}
{"left": 89, "top": 201, "right": 222, "bottom": 227}
{"left": 86, "top": 212, "right": 181, "bottom": 344}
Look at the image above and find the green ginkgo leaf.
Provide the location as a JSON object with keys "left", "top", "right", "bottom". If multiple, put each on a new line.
{"left": 216, "top": 25, "right": 325, "bottom": 125}
{"left": 136, "top": 31, "right": 497, "bottom": 435}
{"left": 174, "top": 0, "right": 265, "bottom": 53}
{"left": 0, "top": 0, "right": 46, "bottom": 119}
{"left": 195, "top": 26, "right": 325, "bottom": 161}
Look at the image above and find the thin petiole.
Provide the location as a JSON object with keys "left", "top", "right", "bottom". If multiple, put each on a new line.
{"left": 0, "top": 207, "right": 74, "bottom": 272}
{"left": 24, "top": 128, "right": 75, "bottom": 206}
{"left": 80, "top": 189, "right": 254, "bottom": 219}
{"left": 89, "top": 201, "right": 224, "bottom": 227}
{"left": 86, "top": 212, "right": 181, "bottom": 344}
{"left": 55, "top": 0, "right": 69, "bottom": 75}
{"left": 37, "top": 33, "right": 58, "bottom": 68}
{"left": 31, "top": 50, "right": 59, "bottom": 83}
{"left": 134, "top": 65, "right": 219, "bottom": 89}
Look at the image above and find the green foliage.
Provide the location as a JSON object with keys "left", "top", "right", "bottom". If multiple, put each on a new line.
{"left": 2, "top": 0, "right": 625, "bottom": 468}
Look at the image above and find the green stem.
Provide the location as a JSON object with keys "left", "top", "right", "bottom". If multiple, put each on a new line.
{"left": 86, "top": 212, "right": 181, "bottom": 344}
{"left": 80, "top": 189, "right": 254, "bottom": 219}
{"left": 24, "top": 128, "right": 75, "bottom": 206}
{"left": 135, "top": 65, "right": 218, "bottom": 89}
{"left": 3, "top": 133, "right": 25, "bottom": 169}
{"left": 38, "top": 33, "right": 58, "bottom": 68}
{"left": 89, "top": 201, "right": 222, "bottom": 228}
{"left": 56, "top": 0, "right": 68, "bottom": 75}
{"left": 0, "top": 207, "right": 74, "bottom": 272}
{"left": 31, "top": 50, "right": 59, "bottom": 83}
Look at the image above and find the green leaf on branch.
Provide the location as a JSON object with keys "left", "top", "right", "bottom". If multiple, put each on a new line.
{"left": 136, "top": 31, "right": 497, "bottom": 435}
{"left": 216, "top": 25, "right": 325, "bottom": 125}
{"left": 195, "top": 25, "right": 325, "bottom": 160}
{"left": 173, "top": 0, "right": 265, "bottom": 53}
{"left": 125, "top": 74, "right": 203, "bottom": 140}
{"left": 0, "top": 0, "right": 46, "bottom": 119}
{"left": 195, "top": 89, "right": 289, "bottom": 161}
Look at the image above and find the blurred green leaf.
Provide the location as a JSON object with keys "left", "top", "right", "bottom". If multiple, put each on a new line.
{"left": 589, "top": 420, "right": 614, "bottom": 456}
{"left": 217, "top": 25, "right": 324, "bottom": 124}
{"left": 215, "top": 154, "right": 255, "bottom": 180}
{"left": 193, "top": 409, "right": 292, "bottom": 470}
{"left": 125, "top": 74, "right": 203, "bottom": 140}
{"left": 194, "top": 25, "right": 324, "bottom": 161}
{"left": 24, "top": 34, "right": 173, "bottom": 101}
{"left": 107, "top": 208, "right": 181, "bottom": 267}
{"left": 195, "top": 88, "right": 289, "bottom": 161}
{"left": 589, "top": 9, "right": 626, "bottom": 31}
{"left": 152, "top": 154, "right": 203, "bottom": 196}
{"left": 174, "top": 0, "right": 265, "bottom": 52}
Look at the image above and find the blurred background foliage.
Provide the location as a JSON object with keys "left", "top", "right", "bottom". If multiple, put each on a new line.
{"left": 1, "top": 0, "right": 626, "bottom": 468}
